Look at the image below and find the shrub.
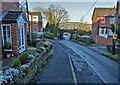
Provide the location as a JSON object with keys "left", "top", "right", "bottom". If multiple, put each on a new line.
{"left": 41, "top": 40, "right": 50, "bottom": 48}
{"left": 115, "top": 47, "right": 120, "bottom": 54}
{"left": 20, "top": 52, "right": 29, "bottom": 64}
{"left": 11, "top": 58, "right": 21, "bottom": 68}
{"left": 36, "top": 48, "right": 43, "bottom": 54}
{"left": 36, "top": 42, "right": 42, "bottom": 47}
{"left": 103, "top": 52, "right": 120, "bottom": 62}
{"left": 20, "top": 64, "right": 30, "bottom": 74}
{"left": 107, "top": 44, "right": 112, "bottom": 52}
{"left": 43, "top": 42, "right": 49, "bottom": 48}
{"left": 32, "top": 40, "right": 40, "bottom": 47}
{"left": 43, "top": 31, "right": 54, "bottom": 39}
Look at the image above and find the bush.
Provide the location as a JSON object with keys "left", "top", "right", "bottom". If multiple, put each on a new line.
{"left": 43, "top": 31, "right": 54, "bottom": 39}
{"left": 41, "top": 40, "right": 50, "bottom": 48}
{"left": 32, "top": 40, "right": 40, "bottom": 47}
{"left": 103, "top": 52, "right": 120, "bottom": 62}
{"left": 36, "top": 48, "right": 43, "bottom": 54}
{"left": 36, "top": 42, "right": 42, "bottom": 47}
{"left": 43, "top": 42, "right": 49, "bottom": 48}
{"left": 31, "top": 33, "right": 38, "bottom": 39}
{"left": 107, "top": 44, "right": 112, "bottom": 52}
{"left": 11, "top": 58, "right": 21, "bottom": 68}
{"left": 20, "top": 52, "right": 29, "bottom": 64}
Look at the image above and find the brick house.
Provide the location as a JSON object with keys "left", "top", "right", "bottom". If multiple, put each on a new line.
{"left": 29, "top": 12, "right": 43, "bottom": 33}
{"left": 91, "top": 7, "right": 118, "bottom": 45}
{"left": 0, "top": 1, "right": 28, "bottom": 56}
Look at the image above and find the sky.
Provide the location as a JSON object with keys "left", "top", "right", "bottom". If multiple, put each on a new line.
{"left": 28, "top": 0, "right": 117, "bottom": 24}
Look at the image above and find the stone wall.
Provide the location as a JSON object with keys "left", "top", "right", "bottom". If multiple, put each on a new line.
{"left": 14, "top": 50, "right": 53, "bottom": 83}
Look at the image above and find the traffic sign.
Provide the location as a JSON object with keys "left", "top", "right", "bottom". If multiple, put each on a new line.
{"left": 113, "top": 34, "right": 118, "bottom": 39}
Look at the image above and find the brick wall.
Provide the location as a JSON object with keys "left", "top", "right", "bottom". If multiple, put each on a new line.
{"left": 38, "top": 21, "right": 42, "bottom": 32}
{"left": 30, "top": 21, "right": 42, "bottom": 32}
{"left": 96, "top": 35, "right": 113, "bottom": 45}
{"left": 11, "top": 23, "right": 19, "bottom": 55}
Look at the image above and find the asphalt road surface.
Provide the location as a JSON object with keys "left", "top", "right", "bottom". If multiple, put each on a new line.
{"left": 60, "top": 40, "right": 119, "bottom": 84}
{"left": 32, "top": 40, "right": 107, "bottom": 84}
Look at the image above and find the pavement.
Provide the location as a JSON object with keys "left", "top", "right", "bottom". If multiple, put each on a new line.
{"left": 60, "top": 40, "right": 119, "bottom": 84}
{"left": 32, "top": 41, "right": 74, "bottom": 83}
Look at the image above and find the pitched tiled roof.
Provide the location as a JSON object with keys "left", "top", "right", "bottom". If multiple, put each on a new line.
{"left": 92, "top": 7, "right": 116, "bottom": 19}
{"left": 2, "top": 11, "right": 28, "bottom": 22}
{"left": 95, "top": 8, "right": 115, "bottom": 16}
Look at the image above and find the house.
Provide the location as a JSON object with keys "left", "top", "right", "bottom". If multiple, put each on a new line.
{"left": 1, "top": 11, "right": 28, "bottom": 56}
{"left": 91, "top": 6, "right": 119, "bottom": 45}
{"left": 29, "top": 12, "right": 43, "bottom": 33}
{"left": 0, "top": 1, "right": 28, "bottom": 56}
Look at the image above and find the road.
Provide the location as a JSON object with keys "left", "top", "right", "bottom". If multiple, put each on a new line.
{"left": 60, "top": 40, "right": 119, "bottom": 84}
{"left": 32, "top": 40, "right": 105, "bottom": 84}
{"left": 32, "top": 41, "right": 74, "bottom": 83}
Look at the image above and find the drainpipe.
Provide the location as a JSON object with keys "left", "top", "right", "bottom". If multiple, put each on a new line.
{"left": 26, "top": 0, "right": 32, "bottom": 45}
{"left": 0, "top": 24, "right": 2, "bottom": 70}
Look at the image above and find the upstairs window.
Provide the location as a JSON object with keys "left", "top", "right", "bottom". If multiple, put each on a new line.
{"left": 110, "top": 17, "right": 115, "bottom": 24}
{"left": 101, "top": 17, "right": 105, "bottom": 24}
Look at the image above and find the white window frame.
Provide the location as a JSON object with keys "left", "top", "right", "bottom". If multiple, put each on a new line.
{"left": 99, "top": 27, "right": 108, "bottom": 38}
{"left": 1, "top": 24, "right": 12, "bottom": 51}
{"left": 18, "top": 23, "right": 25, "bottom": 53}
{"left": 110, "top": 17, "right": 115, "bottom": 24}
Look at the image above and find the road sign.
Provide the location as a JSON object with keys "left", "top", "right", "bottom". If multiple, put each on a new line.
{"left": 113, "top": 34, "right": 118, "bottom": 39}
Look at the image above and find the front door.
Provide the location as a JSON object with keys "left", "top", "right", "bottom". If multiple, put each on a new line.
{"left": 18, "top": 23, "right": 25, "bottom": 53}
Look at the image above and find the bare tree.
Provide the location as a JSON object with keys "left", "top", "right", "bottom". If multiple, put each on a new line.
{"left": 32, "top": 6, "right": 44, "bottom": 12}
{"left": 44, "top": 4, "right": 69, "bottom": 29}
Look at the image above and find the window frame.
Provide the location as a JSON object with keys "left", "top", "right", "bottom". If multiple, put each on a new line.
{"left": 1, "top": 24, "right": 12, "bottom": 51}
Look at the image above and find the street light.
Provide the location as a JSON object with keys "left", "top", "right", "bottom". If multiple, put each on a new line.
{"left": 111, "top": 0, "right": 119, "bottom": 54}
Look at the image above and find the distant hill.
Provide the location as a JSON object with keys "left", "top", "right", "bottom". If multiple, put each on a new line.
{"left": 63, "top": 22, "right": 92, "bottom": 32}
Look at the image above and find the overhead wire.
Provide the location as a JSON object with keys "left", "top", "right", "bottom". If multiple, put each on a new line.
{"left": 82, "top": 0, "right": 97, "bottom": 20}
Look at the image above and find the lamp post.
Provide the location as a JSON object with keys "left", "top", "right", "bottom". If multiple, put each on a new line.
{"left": 112, "top": 0, "right": 119, "bottom": 54}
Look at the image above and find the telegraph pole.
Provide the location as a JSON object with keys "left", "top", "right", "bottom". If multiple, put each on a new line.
{"left": 112, "top": 0, "right": 119, "bottom": 54}
{"left": 26, "top": 0, "right": 32, "bottom": 45}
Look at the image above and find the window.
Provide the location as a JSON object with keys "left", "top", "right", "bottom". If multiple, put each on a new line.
{"left": 1, "top": 24, "right": 12, "bottom": 50}
{"left": 18, "top": 24, "right": 25, "bottom": 53}
{"left": 100, "top": 27, "right": 105, "bottom": 34}
{"left": 33, "top": 16, "right": 37, "bottom": 19}
{"left": 101, "top": 17, "right": 105, "bottom": 24}
{"left": 110, "top": 17, "right": 115, "bottom": 24}
{"left": 99, "top": 27, "right": 108, "bottom": 38}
